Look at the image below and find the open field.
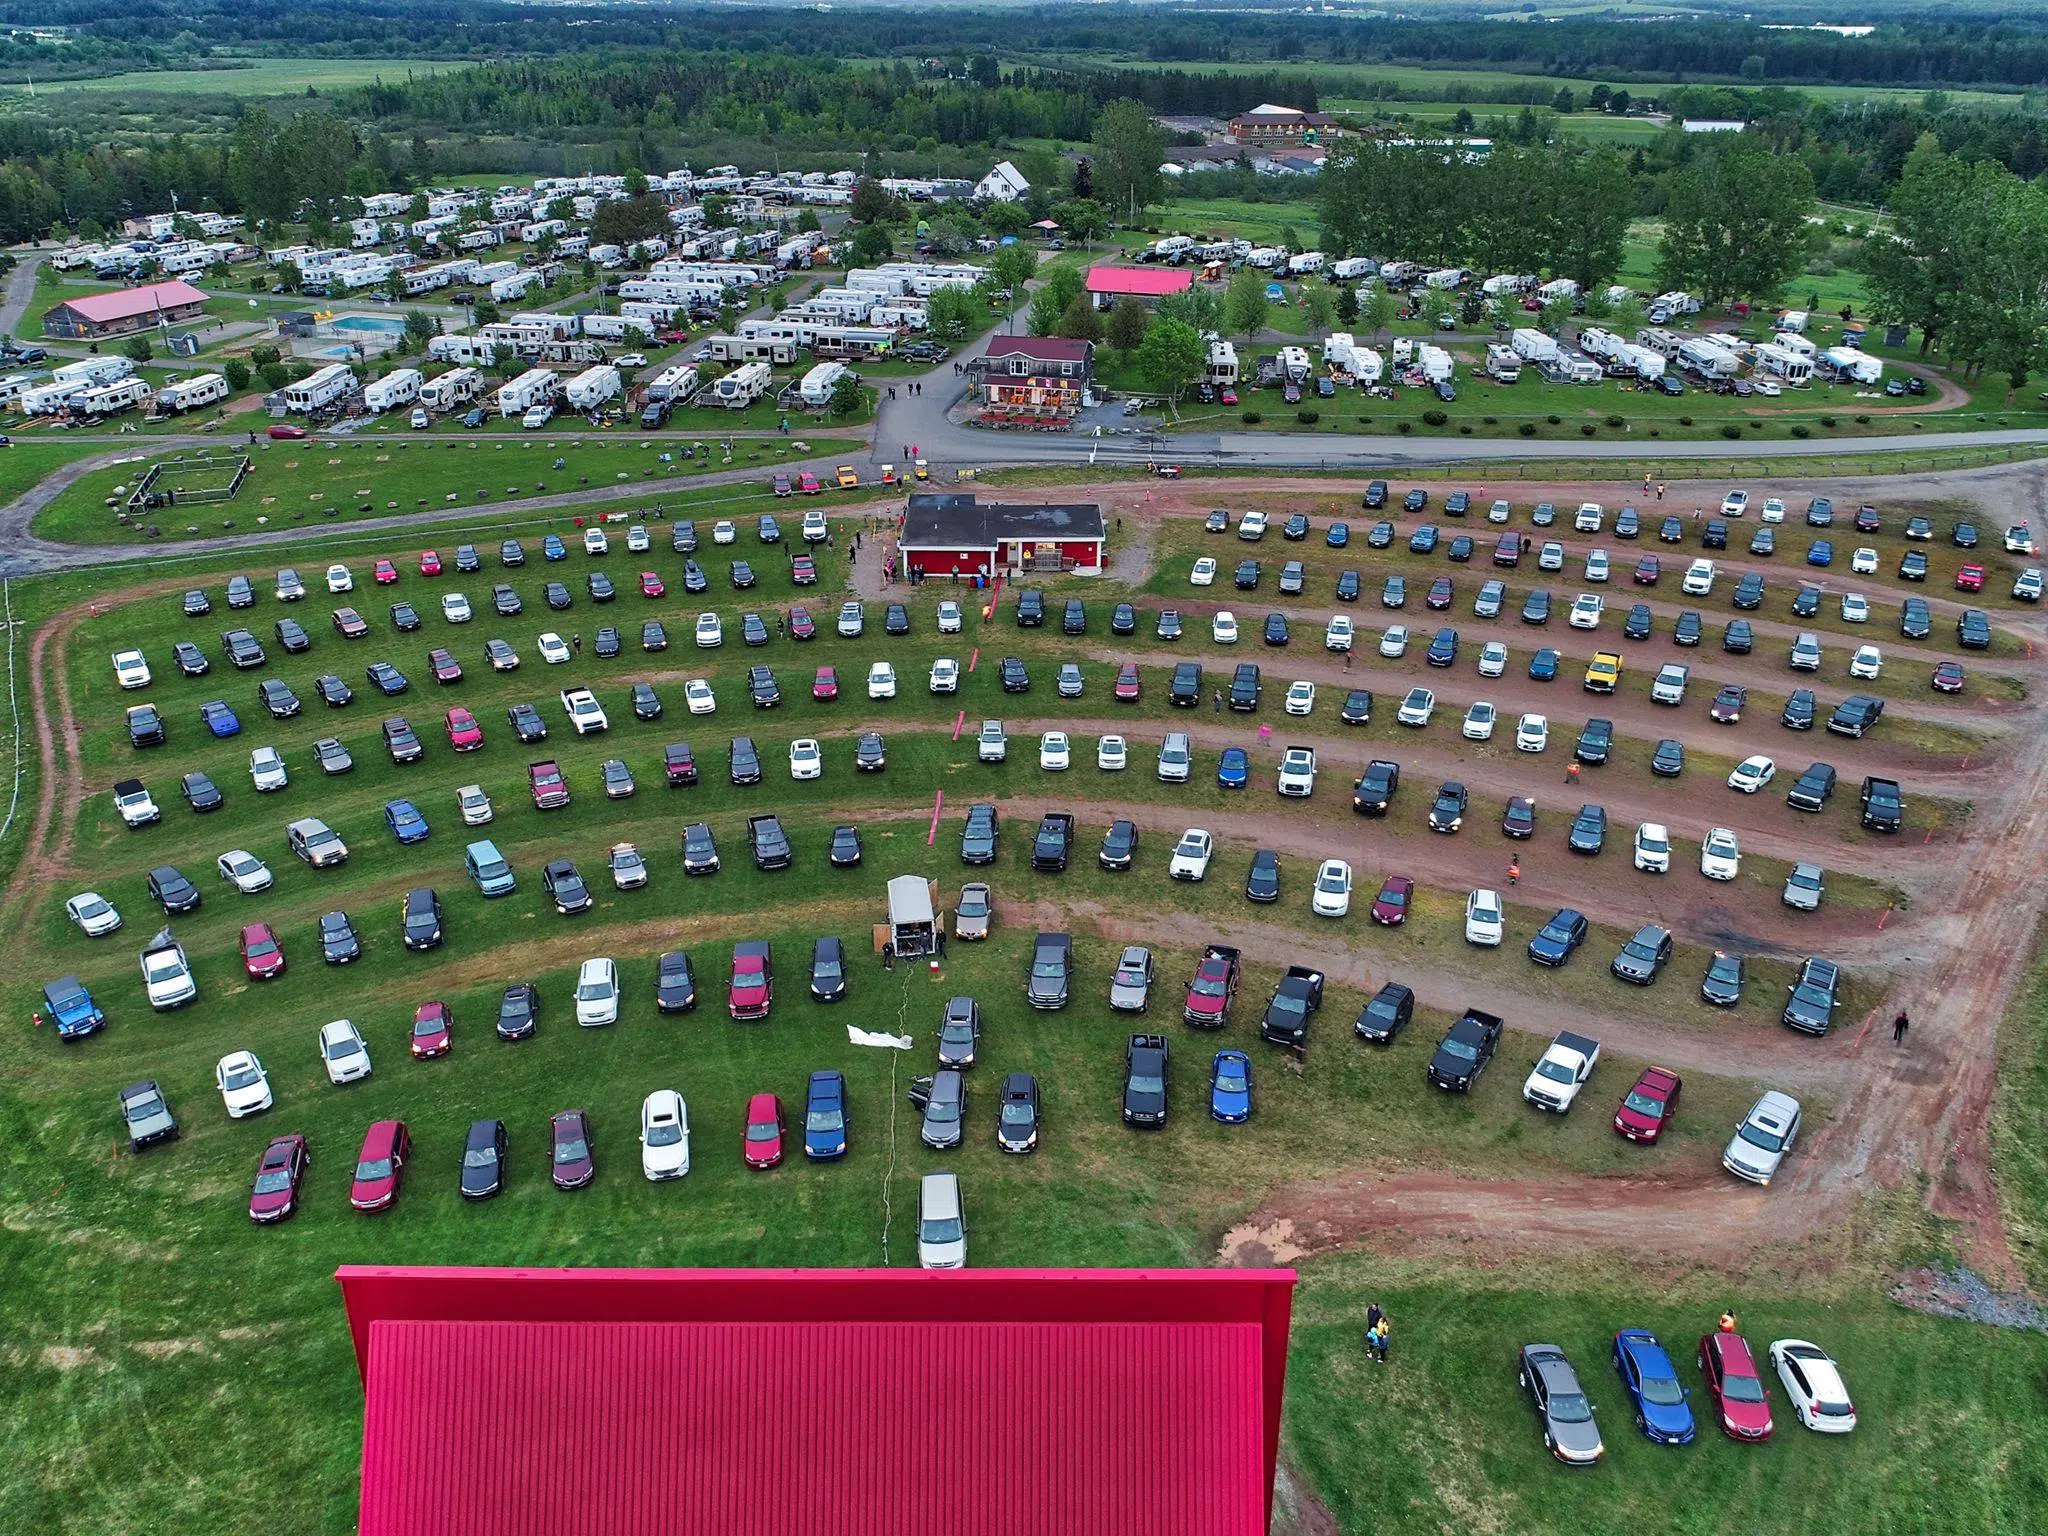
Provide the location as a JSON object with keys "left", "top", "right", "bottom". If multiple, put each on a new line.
{"left": 4, "top": 462, "right": 2047, "bottom": 1529}
{"left": 0, "top": 57, "right": 455, "bottom": 99}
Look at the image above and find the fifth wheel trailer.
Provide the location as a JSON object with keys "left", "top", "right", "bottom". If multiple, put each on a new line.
{"left": 282, "top": 363, "right": 356, "bottom": 414}
{"left": 564, "top": 364, "right": 622, "bottom": 411}
{"left": 713, "top": 361, "right": 772, "bottom": 408}
{"left": 156, "top": 373, "right": 230, "bottom": 413}
{"left": 496, "top": 368, "right": 560, "bottom": 418}
{"left": 420, "top": 366, "right": 484, "bottom": 411}
{"left": 362, "top": 368, "right": 424, "bottom": 414}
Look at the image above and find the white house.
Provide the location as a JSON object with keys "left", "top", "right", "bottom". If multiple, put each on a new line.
{"left": 975, "top": 161, "right": 1031, "bottom": 203}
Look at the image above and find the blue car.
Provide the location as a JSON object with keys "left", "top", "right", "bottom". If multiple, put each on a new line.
{"left": 1806, "top": 539, "right": 1834, "bottom": 568}
{"left": 200, "top": 700, "right": 240, "bottom": 737}
{"left": 1217, "top": 746, "right": 1250, "bottom": 789}
{"left": 1210, "top": 1050, "right": 1253, "bottom": 1123}
{"left": 803, "top": 1069, "right": 848, "bottom": 1160}
{"left": 1612, "top": 1328, "right": 1696, "bottom": 1444}
{"left": 383, "top": 798, "right": 430, "bottom": 844}
{"left": 1325, "top": 521, "right": 1350, "bottom": 548}
{"left": 41, "top": 975, "right": 106, "bottom": 1040}
{"left": 541, "top": 534, "right": 567, "bottom": 561}
{"left": 1527, "top": 648, "right": 1560, "bottom": 682}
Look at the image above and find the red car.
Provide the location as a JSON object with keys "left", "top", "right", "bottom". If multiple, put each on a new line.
{"left": 791, "top": 555, "right": 817, "bottom": 586}
{"left": 1932, "top": 660, "right": 1965, "bottom": 693}
{"left": 743, "top": 1092, "right": 784, "bottom": 1169}
{"left": 1182, "top": 948, "right": 1240, "bottom": 1026}
{"left": 349, "top": 1119, "right": 410, "bottom": 1212}
{"left": 1698, "top": 1332, "right": 1774, "bottom": 1441}
{"left": 664, "top": 742, "right": 698, "bottom": 786}
{"left": 789, "top": 605, "right": 816, "bottom": 640}
{"left": 239, "top": 921, "right": 287, "bottom": 981}
{"left": 445, "top": 706, "right": 483, "bottom": 751}
{"left": 1425, "top": 576, "right": 1453, "bottom": 610}
{"left": 1370, "top": 874, "right": 1415, "bottom": 926}
{"left": 550, "top": 1109, "right": 596, "bottom": 1189}
{"left": 729, "top": 944, "right": 771, "bottom": 1019}
{"left": 1114, "top": 662, "right": 1142, "bottom": 702}
{"left": 530, "top": 759, "right": 570, "bottom": 810}
{"left": 427, "top": 646, "right": 463, "bottom": 684}
{"left": 248, "top": 1133, "right": 309, "bottom": 1224}
{"left": 1613, "top": 1065, "right": 1681, "bottom": 1144}
{"left": 1633, "top": 555, "right": 1661, "bottom": 585}
{"left": 418, "top": 550, "right": 443, "bottom": 577}
{"left": 373, "top": 559, "right": 400, "bottom": 586}
{"left": 639, "top": 569, "right": 665, "bottom": 598}
{"left": 409, "top": 1000, "right": 453, "bottom": 1059}
{"left": 267, "top": 424, "right": 308, "bottom": 440}
{"left": 797, "top": 472, "right": 822, "bottom": 495}
{"left": 332, "top": 607, "right": 369, "bottom": 640}
{"left": 773, "top": 472, "right": 792, "bottom": 498}
{"left": 1956, "top": 562, "right": 1985, "bottom": 592}
{"left": 1219, "top": 386, "right": 1237, "bottom": 405}
{"left": 812, "top": 666, "right": 839, "bottom": 701}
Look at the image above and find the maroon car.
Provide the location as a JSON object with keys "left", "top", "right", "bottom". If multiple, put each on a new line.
{"left": 789, "top": 605, "right": 816, "bottom": 640}
{"left": 1614, "top": 1065, "right": 1682, "bottom": 1144}
{"left": 409, "top": 1000, "right": 452, "bottom": 1059}
{"left": 743, "top": 1092, "right": 784, "bottom": 1169}
{"left": 664, "top": 742, "right": 698, "bottom": 787}
{"left": 1114, "top": 662, "right": 1142, "bottom": 702}
{"left": 332, "top": 607, "right": 369, "bottom": 640}
{"left": 550, "top": 1109, "right": 596, "bottom": 1190}
{"left": 239, "top": 921, "right": 287, "bottom": 981}
{"left": 249, "top": 1133, "right": 309, "bottom": 1223}
{"left": 791, "top": 555, "right": 817, "bottom": 586}
{"left": 349, "top": 1119, "right": 410, "bottom": 1212}
{"left": 1931, "top": 660, "right": 1965, "bottom": 694}
{"left": 812, "top": 666, "right": 838, "bottom": 701}
{"left": 1370, "top": 874, "right": 1415, "bottom": 926}
{"left": 1425, "top": 576, "right": 1454, "bottom": 611}
{"left": 1633, "top": 555, "right": 1661, "bottom": 585}
{"left": 427, "top": 647, "right": 463, "bottom": 684}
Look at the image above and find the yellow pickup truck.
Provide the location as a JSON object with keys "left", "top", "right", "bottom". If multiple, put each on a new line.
{"left": 1583, "top": 651, "right": 1624, "bottom": 693}
{"left": 835, "top": 465, "right": 859, "bottom": 489}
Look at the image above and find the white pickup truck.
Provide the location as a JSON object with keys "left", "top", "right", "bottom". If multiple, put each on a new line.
{"left": 977, "top": 720, "right": 1007, "bottom": 763}
{"left": 141, "top": 929, "right": 198, "bottom": 1010}
{"left": 1522, "top": 1029, "right": 1602, "bottom": 1113}
{"left": 1276, "top": 746, "right": 1317, "bottom": 797}
{"left": 560, "top": 687, "right": 610, "bottom": 734}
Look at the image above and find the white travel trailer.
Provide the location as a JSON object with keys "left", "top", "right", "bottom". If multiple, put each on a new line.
{"left": 797, "top": 361, "right": 850, "bottom": 409}
{"left": 1278, "top": 346, "right": 1312, "bottom": 384}
{"left": 1617, "top": 343, "right": 1666, "bottom": 380}
{"left": 426, "top": 335, "right": 498, "bottom": 367}
{"left": 1754, "top": 343, "right": 1813, "bottom": 386}
{"left": 1634, "top": 326, "right": 1685, "bottom": 360}
{"left": 54, "top": 356, "right": 135, "bottom": 389}
{"left": 362, "top": 368, "right": 424, "bottom": 414}
{"left": 1150, "top": 235, "right": 1196, "bottom": 262}
{"left": 1819, "top": 347, "right": 1883, "bottom": 385}
{"left": 420, "top": 367, "right": 484, "bottom": 410}
{"left": 1423, "top": 267, "right": 1466, "bottom": 291}
{"left": 282, "top": 364, "right": 356, "bottom": 414}
{"left": 82, "top": 377, "right": 154, "bottom": 417}
{"left": 565, "top": 365, "right": 622, "bottom": 411}
{"left": 1287, "top": 251, "right": 1326, "bottom": 276}
{"left": 1416, "top": 344, "right": 1455, "bottom": 384}
{"left": 22, "top": 380, "right": 90, "bottom": 415}
{"left": 496, "top": 368, "right": 560, "bottom": 418}
{"left": 491, "top": 272, "right": 539, "bottom": 304}
{"left": 644, "top": 363, "right": 700, "bottom": 404}
{"left": 1349, "top": 345, "right": 1385, "bottom": 385}
{"left": 589, "top": 243, "right": 624, "bottom": 268}
{"left": 1536, "top": 277, "right": 1580, "bottom": 305}
{"left": 1331, "top": 256, "right": 1378, "bottom": 281}
{"left": 1206, "top": 339, "right": 1239, "bottom": 385}
{"left": 1772, "top": 330, "right": 1818, "bottom": 362}
{"left": 713, "top": 361, "right": 772, "bottom": 408}
{"left": 1777, "top": 309, "right": 1810, "bottom": 333}
{"left": 1244, "top": 246, "right": 1286, "bottom": 270}
{"left": 1542, "top": 352, "right": 1604, "bottom": 385}
{"left": 577, "top": 313, "right": 650, "bottom": 342}
{"left": 1510, "top": 328, "right": 1560, "bottom": 364}
{"left": 1678, "top": 338, "right": 1744, "bottom": 381}
{"left": 157, "top": 373, "right": 230, "bottom": 413}
{"left": 1578, "top": 327, "right": 1627, "bottom": 364}
{"left": 0, "top": 373, "right": 37, "bottom": 409}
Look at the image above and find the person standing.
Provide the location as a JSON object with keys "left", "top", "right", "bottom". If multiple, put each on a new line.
{"left": 1893, "top": 1010, "right": 1910, "bottom": 1045}
{"left": 1566, "top": 760, "right": 1580, "bottom": 787}
{"left": 1374, "top": 1318, "right": 1391, "bottom": 1363}
{"left": 1366, "top": 1301, "right": 1385, "bottom": 1335}
{"left": 1507, "top": 858, "right": 1520, "bottom": 886}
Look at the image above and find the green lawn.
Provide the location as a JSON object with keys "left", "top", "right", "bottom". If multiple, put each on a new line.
{"left": 0, "top": 57, "right": 455, "bottom": 97}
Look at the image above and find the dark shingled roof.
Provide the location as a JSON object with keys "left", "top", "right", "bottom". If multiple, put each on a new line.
{"left": 902, "top": 492, "right": 1105, "bottom": 549}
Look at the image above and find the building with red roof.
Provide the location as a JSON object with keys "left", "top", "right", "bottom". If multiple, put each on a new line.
{"left": 42, "top": 280, "right": 208, "bottom": 339}
{"left": 1085, "top": 264, "right": 1193, "bottom": 308}
{"left": 338, "top": 1264, "right": 1296, "bottom": 1536}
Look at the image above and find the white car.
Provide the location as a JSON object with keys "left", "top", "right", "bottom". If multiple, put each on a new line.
{"left": 326, "top": 563, "right": 354, "bottom": 593}
{"left": 112, "top": 650, "right": 151, "bottom": 689}
{"left": 1276, "top": 746, "right": 1316, "bottom": 797}
{"left": 538, "top": 632, "right": 572, "bottom": 664}
{"left": 695, "top": 613, "right": 723, "bottom": 648}
{"left": 64, "top": 891, "right": 122, "bottom": 936}
{"left": 1851, "top": 546, "right": 1878, "bottom": 575}
{"left": 1284, "top": 680, "right": 1316, "bottom": 716}
{"left": 1568, "top": 593, "right": 1603, "bottom": 629}
{"left": 574, "top": 957, "right": 620, "bottom": 1026}
{"left": 1397, "top": 687, "right": 1435, "bottom": 726}
{"left": 1700, "top": 826, "right": 1742, "bottom": 880}
{"left": 1516, "top": 714, "right": 1549, "bottom": 752}
{"left": 1097, "top": 734, "right": 1128, "bottom": 771}
{"left": 1681, "top": 558, "right": 1716, "bottom": 596}
{"left": 1753, "top": 379, "right": 1781, "bottom": 397}
{"left": 684, "top": 678, "right": 716, "bottom": 714}
{"left": 609, "top": 841, "right": 648, "bottom": 890}
{"left": 1573, "top": 502, "right": 1603, "bottom": 533}
{"left": 789, "top": 738, "right": 823, "bottom": 780}
{"left": 936, "top": 600, "right": 963, "bottom": 633}
{"left": 1538, "top": 541, "right": 1565, "bottom": 571}
{"left": 1212, "top": 611, "right": 1239, "bottom": 644}
{"left": 1325, "top": 615, "right": 1354, "bottom": 651}
{"left": 409, "top": 407, "right": 429, "bottom": 430}
{"left": 1237, "top": 511, "right": 1268, "bottom": 539}
{"left": 868, "top": 660, "right": 897, "bottom": 699}
{"left": 1584, "top": 549, "right": 1609, "bottom": 583}
{"left": 456, "top": 783, "right": 493, "bottom": 825}
{"left": 1380, "top": 625, "right": 1409, "bottom": 658}
{"left": 1477, "top": 641, "right": 1507, "bottom": 678}
{"left": 1849, "top": 644, "right": 1882, "bottom": 679}
{"left": 214, "top": 1051, "right": 273, "bottom": 1118}
{"left": 627, "top": 524, "right": 650, "bottom": 552}
{"left": 1462, "top": 701, "right": 1496, "bottom": 740}
{"left": 1039, "top": 731, "right": 1071, "bottom": 771}
{"left": 837, "top": 601, "right": 864, "bottom": 638}
{"left": 583, "top": 527, "right": 609, "bottom": 555}
{"left": 1464, "top": 887, "right": 1504, "bottom": 946}
{"left": 1311, "top": 858, "right": 1352, "bottom": 917}
{"left": 640, "top": 1090, "right": 691, "bottom": 1181}
{"left": 918, "top": 1171, "right": 967, "bottom": 1270}
{"left": 1190, "top": 557, "right": 1218, "bottom": 587}
{"left": 216, "top": 849, "right": 274, "bottom": 894}
{"left": 249, "top": 746, "right": 288, "bottom": 792}
{"left": 441, "top": 592, "right": 472, "bottom": 623}
{"left": 1728, "top": 755, "right": 1776, "bottom": 793}
{"left": 1840, "top": 593, "right": 1869, "bottom": 623}
{"left": 319, "top": 1019, "right": 373, "bottom": 1084}
{"left": 1760, "top": 497, "right": 1786, "bottom": 523}
{"left": 929, "top": 657, "right": 960, "bottom": 694}
{"left": 1771, "top": 1340, "right": 1857, "bottom": 1433}
{"left": 1633, "top": 822, "right": 1670, "bottom": 873}
{"left": 1722, "top": 490, "right": 1749, "bottom": 517}
{"left": 1168, "top": 828, "right": 1215, "bottom": 881}
{"left": 713, "top": 520, "right": 737, "bottom": 544}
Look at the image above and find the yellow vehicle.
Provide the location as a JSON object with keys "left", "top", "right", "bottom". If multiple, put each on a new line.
{"left": 836, "top": 465, "right": 859, "bottom": 489}
{"left": 914, "top": 457, "right": 930, "bottom": 480}
{"left": 1583, "top": 651, "right": 1623, "bottom": 693}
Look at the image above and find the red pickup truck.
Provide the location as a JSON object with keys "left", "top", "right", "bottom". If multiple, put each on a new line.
{"left": 528, "top": 759, "right": 570, "bottom": 810}
{"left": 1183, "top": 944, "right": 1241, "bottom": 1028}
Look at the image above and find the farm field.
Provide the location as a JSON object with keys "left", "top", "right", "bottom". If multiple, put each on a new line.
{"left": 0, "top": 57, "right": 455, "bottom": 99}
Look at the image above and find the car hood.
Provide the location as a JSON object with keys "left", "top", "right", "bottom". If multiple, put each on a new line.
{"left": 1547, "top": 1415, "right": 1604, "bottom": 1459}
{"left": 1724, "top": 1137, "right": 1779, "bottom": 1177}
{"left": 1109, "top": 981, "right": 1148, "bottom": 1006}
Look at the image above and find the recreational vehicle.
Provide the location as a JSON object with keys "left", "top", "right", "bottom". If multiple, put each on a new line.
{"left": 82, "top": 378, "right": 154, "bottom": 417}
{"left": 1331, "top": 257, "right": 1378, "bottom": 281}
{"left": 363, "top": 369, "right": 424, "bottom": 414}
{"left": 1484, "top": 344, "right": 1522, "bottom": 382}
{"left": 713, "top": 361, "right": 772, "bottom": 409}
{"left": 1278, "top": 346, "right": 1312, "bottom": 384}
{"left": 1206, "top": 340, "right": 1239, "bottom": 386}
{"left": 1754, "top": 343, "right": 1813, "bottom": 387}
{"left": 1510, "top": 328, "right": 1560, "bottom": 364}
{"left": 565, "top": 365, "right": 622, "bottom": 411}
{"left": 496, "top": 368, "right": 560, "bottom": 418}
{"left": 420, "top": 367, "right": 484, "bottom": 411}
{"left": 157, "top": 373, "right": 230, "bottom": 413}
{"left": 54, "top": 356, "right": 135, "bottom": 389}
{"left": 282, "top": 364, "right": 356, "bottom": 414}
{"left": 1819, "top": 348, "right": 1883, "bottom": 386}
{"left": 797, "top": 361, "right": 850, "bottom": 410}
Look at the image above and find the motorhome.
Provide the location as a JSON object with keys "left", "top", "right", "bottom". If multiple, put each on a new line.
{"left": 565, "top": 364, "right": 622, "bottom": 411}
{"left": 420, "top": 367, "right": 483, "bottom": 411}
{"left": 713, "top": 361, "right": 772, "bottom": 408}
{"left": 157, "top": 373, "right": 230, "bottom": 413}
{"left": 282, "top": 363, "right": 356, "bottom": 414}
{"left": 1206, "top": 339, "right": 1239, "bottom": 386}
{"left": 363, "top": 368, "right": 424, "bottom": 414}
{"left": 496, "top": 368, "right": 560, "bottom": 418}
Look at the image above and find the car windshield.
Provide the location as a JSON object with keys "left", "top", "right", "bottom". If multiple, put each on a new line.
{"left": 1440, "top": 1038, "right": 1479, "bottom": 1062}
{"left": 1536, "top": 1060, "right": 1577, "bottom": 1083}
{"left": 463, "top": 1146, "right": 497, "bottom": 1168}
{"left": 1640, "top": 1370, "right": 1684, "bottom": 1406}
{"left": 1215, "top": 1064, "right": 1247, "bottom": 1093}
{"left": 1640, "top": 833, "right": 1668, "bottom": 852}
{"left": 1129, "top": 1073, "right": 1164, "bottom": 1096}
{"left": 646, "top": 1121, "right": 683, "bottom": 1147}
{"left": 223, "top": 1064, "right": 261, "bottom": 1089}
{"left": 1625, "top": 940, "right": 1658, "bottom": 962}
{"left": 922, "top": 1216, "right": 963, "bottom": 1244}
{"left": 1000, "top": 1102, "right": 1034, "bottom": 1126}
{"left": 412, "top": 1015, "right": 443, "bottom": 1036}
{"left": 926, "top": 1098, "right": 960, "bottom": 1125}
{"left": 1739, "top": 1121, "right": 1787, "bottom": 1153}
{"left": 806, "top": 1108, "right": 844, "bottom": 1133}
{"left": 1622, "top": 1091, "right": 1667, "bottom": 1119}
{"left": 1378, "top": 886, "right": 1407, "bottom": 909}
{"left": 958, "top": 894, "right": 988, "bottom": 917}
{"left": 252, "top": 1170, "right": 294, "bottom": 1195}
{"left": 355, "top": 1157, "right": 392, "bottom": 1181}
{"left": 745, "top": 1120, "right": 777, "bottom": 1142}
{"left": 1549, "top": 1390, "right": 1592, "bottom": 1424}
{"left": 576, "top": 977, "right": 613, "bottom": 1001}
{"left": 1722, "top": 1371, "right": 1766, "bottom": 1403}
{"left": 553, "top": 1137, "right": 589, "bottom": 1164}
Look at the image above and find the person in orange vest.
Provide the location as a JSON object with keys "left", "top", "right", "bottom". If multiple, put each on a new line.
{"left": 1718, "top": 1311, "right": 1738, "bottom": 1333}
{"left": 1507, "top": 858, "right": 1520, "bottom": 886}
{"left": 1566, "top": 760, "right": 1581, "bottom": 787}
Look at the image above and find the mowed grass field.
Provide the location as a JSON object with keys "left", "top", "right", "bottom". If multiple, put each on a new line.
{"left": 0, "top": 57, "right": 455, "bottom": 98}
{"left": 2, "top": 504, "right": 2042, "bottom": 1530}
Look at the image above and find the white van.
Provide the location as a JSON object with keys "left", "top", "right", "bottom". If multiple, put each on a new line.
{"left": 1157, "top": 732, "right": 1192, "bottom": 783}
{"left": 917, "top": 1172, "right": 967, "bottom": 1269}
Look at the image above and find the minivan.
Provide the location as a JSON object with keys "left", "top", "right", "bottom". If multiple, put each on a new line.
{"left": 917, "top": 1171, "right": 967, "bottom": 1269}
{"left": 464, "top": 839, "right": 515, "bottom": 897}
{"left": 1157, "top": 731, "right": 1192, "bottom": 782}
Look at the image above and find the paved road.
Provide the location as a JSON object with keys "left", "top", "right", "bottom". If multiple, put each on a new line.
{"left": 0, "top": 252, "right": 42, "bottom": 339}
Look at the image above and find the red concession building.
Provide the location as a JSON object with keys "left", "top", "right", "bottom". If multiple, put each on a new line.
{"left": 337, "top": 1264, "right": 1296, "bottom": 1536}
{"left": 900, "top": 490, "right": 1106, "bottom": 579}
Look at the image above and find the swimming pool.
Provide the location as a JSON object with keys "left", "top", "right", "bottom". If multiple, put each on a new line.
{"left": 323, "top": 314, "right": 407, "bottom": 336}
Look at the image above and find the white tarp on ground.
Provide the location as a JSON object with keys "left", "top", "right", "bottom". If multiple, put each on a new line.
{"left": 848, "top": 1027, "right": 914, "bottom": 1050}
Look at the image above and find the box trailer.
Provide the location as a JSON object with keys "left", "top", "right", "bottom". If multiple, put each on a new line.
{"left": 565, "top": 364, "right": 621, "bottom": 411}
{"left": 363, "top": 368, "right": 424, "bottom": 414}
{"left": 282, "top": 363, "right": 356, "bottom": 414}
{"left": 712, "top": 361, "right": 772, "bottom": 408}
{"left": 82, "top": 377, "right": 154, "bottom": 417}
{"left": 496, "top": 368, "right": 560, "bottom": 418}
{"left": 157, "top": 373, "right": 230, "bottom": 413}
{"left": 420, "top": 367, "right": 483, "bottom": 411}
{"left": 797, "top": 361, "right": 850, "bottom": 409}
